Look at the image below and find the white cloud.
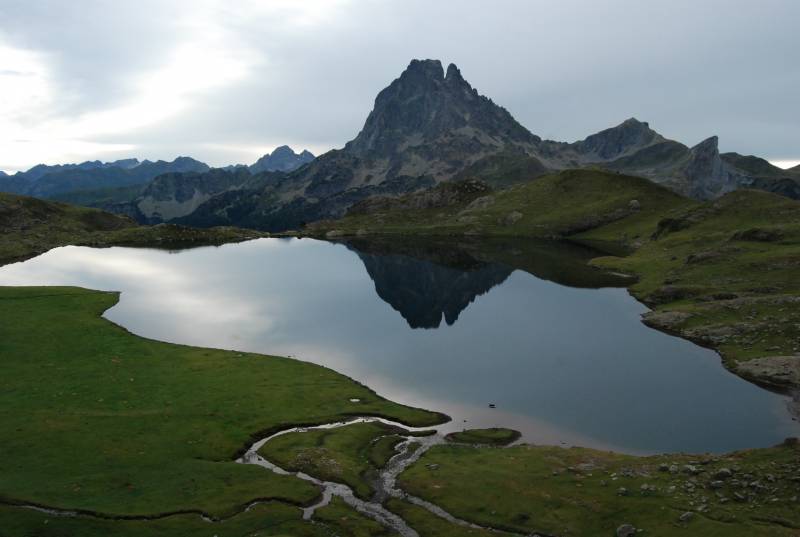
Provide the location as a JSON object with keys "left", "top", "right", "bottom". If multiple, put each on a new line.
{"left": 771, "top": 160, "right": 800, "bottom": 170}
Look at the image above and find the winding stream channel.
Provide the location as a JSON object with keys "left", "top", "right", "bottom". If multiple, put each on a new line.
{"left": 238, "top": 416, "right": 525, "bottom": 536}
{"left": 13, "top": 417, "right": 532, "bottom": 535}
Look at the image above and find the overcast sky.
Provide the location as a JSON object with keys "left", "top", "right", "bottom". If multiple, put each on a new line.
{"left": 1, "top": 0, "right": 798, "bottom": 173}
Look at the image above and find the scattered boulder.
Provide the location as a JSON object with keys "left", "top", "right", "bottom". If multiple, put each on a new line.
{"left": 501, "top": 210, "right": 523, "bottom": 226}
{"left": 685, "top": 250, "right": 722, "bottom": 265}
{"left": 714, "top": 468, "right": 733, "bottom": 480}
{"left": 616, "top": 524, "right": 637, "bottom": 537}
{"left": 678, "top": 511, "right": 694, "bottom": 523}
{"left": 684, "top": 464, "right": 701, "bottom": 475}
{"left": 735, "top": 355, "right": 800, "bottom": 389}
{"left": 642, "top": 310, "right": 692, "bottom": 330}
{"left": 647, "top": 285, "right": 701, "bottom": 305}
{"left": 731, "top": 228, "right": 783, "bottom": 242}
{"left": 325, "top": 229, "right": 346, "bottom": 238}
{"left": 462, "top": 195, "right": 495, "bottom": 212}
{"left": 628, "top": 199, "right": 641, "bottom": 210}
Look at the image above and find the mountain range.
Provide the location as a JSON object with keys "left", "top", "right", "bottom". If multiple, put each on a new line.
{"left": 0, "top": 147, "right": 315, "bottom": 212}
{"left": 175, "top": 59, "right": 800, "bottom": 231}
{"left": 1, "top": 59, "right": 797, "bottom": 231}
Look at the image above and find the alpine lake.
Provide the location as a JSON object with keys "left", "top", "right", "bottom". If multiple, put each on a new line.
{"left": 1, "top": 236, "right": 797, "bottom": 455}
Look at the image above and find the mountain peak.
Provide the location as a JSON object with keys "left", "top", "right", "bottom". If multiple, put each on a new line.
{"left": 621, "top": 117, "right": 649, "bottom": 129}
{"left": 445, "top": 62, "right": 464, "bottom": 82}
{"left": 271, "top": 145, "right": 295, "bottom": 156}
{"left": 573, "top": 117, "right": 661, "bottom": 160}
{"left": 345, "top": 59, "right": 537, "bottom": 158}
{"left": 250, "top": 146, "right": 315, "bottom": 173}
{"left": 693, "top": 135, "right": 719, "bottom": 150}
{"left": 404, "top": 59, "right": 444, "bottom": 80}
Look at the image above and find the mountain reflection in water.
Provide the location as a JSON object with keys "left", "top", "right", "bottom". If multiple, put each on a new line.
{"left": 345, "top": 237, "right": 630, "bottom": 329}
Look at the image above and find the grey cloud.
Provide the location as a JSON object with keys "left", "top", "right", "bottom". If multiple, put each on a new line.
{"left": 2, "top": 0, "right": 798, "bottom": 166}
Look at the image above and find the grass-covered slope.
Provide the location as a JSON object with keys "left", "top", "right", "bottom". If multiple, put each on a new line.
{"left": 593, "top": 189, "right": 800, "bottom": 391}
{"left": 0, "top": 191, "right": 264, "bottom": 264}
{"left": 398, "top": 440, "right": 800, "bottom": 537}
{"left": 308, "top": 169, "right": 693, "bottom": 244}
{"left": 0, "top": 287, "right": 443, "bottom": 521}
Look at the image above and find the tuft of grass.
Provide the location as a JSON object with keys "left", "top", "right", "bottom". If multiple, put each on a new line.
{"left": 259, "top": 422, "right": 410, "bottom": 500}
{"left": 386, "top": 498, "right": 498, "bottom": 537}
{"left": 445, "top": 428, "right": 521, "bottom": 446}
{"left": 314, "top": 496, "right": 396, "bottom": 536}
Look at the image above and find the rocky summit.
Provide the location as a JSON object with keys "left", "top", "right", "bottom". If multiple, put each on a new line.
{"left": 249, "top": 145, "right": 315, "bottom": 173}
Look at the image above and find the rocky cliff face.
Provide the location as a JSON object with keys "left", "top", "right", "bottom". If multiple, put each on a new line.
{"left": 680, "top": 136, "right": 752, "bottom": 199}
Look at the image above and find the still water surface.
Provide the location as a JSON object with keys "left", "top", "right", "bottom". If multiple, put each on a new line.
{"left": 1, "top": 237, "right": 796, "bottom": 453}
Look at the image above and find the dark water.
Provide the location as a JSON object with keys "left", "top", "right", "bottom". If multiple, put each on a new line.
{"left": 1, "top": 237, "right": 797, "bottom": 453}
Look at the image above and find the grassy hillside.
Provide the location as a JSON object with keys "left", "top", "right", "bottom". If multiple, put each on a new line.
{"left": 399, "top": 438, "right": 800, "bottom": 536}
{"left": 0, "top": 286, "right": 443, "bottom": 527}
{"left": 0, "top": 191, "right": 264, "bottom": 264}
{"left": 309, "top": 169, "right": 694, "bottom": 245}
{"left": 451, "top": 151, "right": 550, "bottom": 188}
{"left": 593, "top": 189, "right": 800, "bottom": 390}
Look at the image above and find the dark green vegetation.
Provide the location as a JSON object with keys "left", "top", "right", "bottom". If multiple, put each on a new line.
{"left": 0, "top": 286, "right": 443, "bottom": 530}
{"left": 398, "top": 440, "right": 800, "bottom": 536}
{"left": 0, "top": 191, "right": 265, "bottom": 265}
{"left": 385, "top": 499, "right": 497, "bottom": 537}
{"left": 311, "top": 169, "right": 800, "bottom": 395}
{"left": 0, "top": 500, "right": 394, "bottom": 537}
{"left": 259, "top": 422, "right": 413, "bottom": 499}
{"left": 445, "top": 428, "right": 521, "bottom": 446}
{"left": 50, "top": 182, "right": 148, "bottom": 208}
{"left": 310, "top": 170, "right": 691, "bottom": 243}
